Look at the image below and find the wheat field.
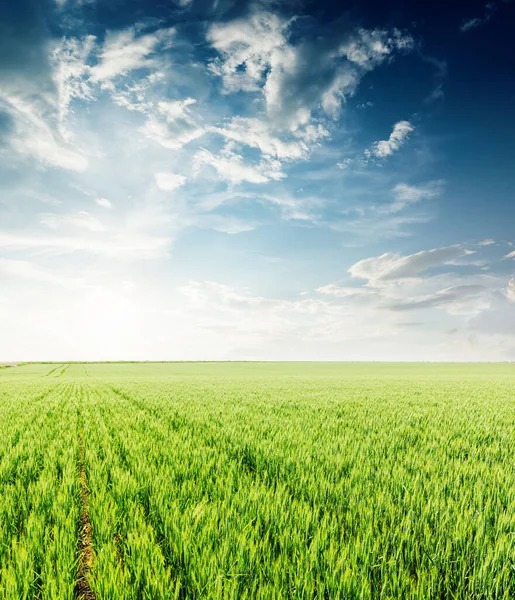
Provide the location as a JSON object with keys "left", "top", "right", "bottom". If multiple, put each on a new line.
{"left": 0, "top": 362, "right": 514, "bottom": 599}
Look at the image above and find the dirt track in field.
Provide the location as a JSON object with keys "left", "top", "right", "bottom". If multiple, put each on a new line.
{"left": 76, "top": 424, "right": 95, "bottom": 600}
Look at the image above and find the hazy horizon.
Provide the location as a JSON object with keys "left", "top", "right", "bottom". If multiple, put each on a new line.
{"left": 1, "top": 0, "right": 514, "bottom": 361}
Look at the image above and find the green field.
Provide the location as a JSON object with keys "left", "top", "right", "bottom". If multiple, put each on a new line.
{"left": 1, "top": 362, "right": 515, "bottom": 599}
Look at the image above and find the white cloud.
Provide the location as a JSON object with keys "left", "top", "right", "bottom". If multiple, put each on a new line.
{"left": 89, "top": 26, "right": 175, "bottom": 85}
{"left": 318, "top": 247, "right": 515, "bottom": 324}
{"left": 327, "top": 211, "right": 431, "bottom": 240}
{"left": 51, "top": 35, "right": 96, "bottom": 123}
{"left": 207, "top": 12, "right": 288, "bottom": 94}
{"left": 384, "top": 284, "right": 489, "bottom": 314}
{"left": 40, "top": 211, "right": 106, "bottom": 232}
{"left": 213, "top": 118, "right": 311, "bottom": 161}
{"left": 96, "top": 197, "right": 112, "bottom": 209}
{"left": 387, "top": 180, "right": 443, "bottom": 213}
{"left": 208, "top": 15, "right": 413, "bottom": 133}
{"left": 194, "top": 149, "right": 285, "bottom": 184}
{"left": 349, "top": 245, "right": 471, "bottom": 284}
{"left": 176, "top": 280, "right": 374, "bottom": 352}
{"left": 506, "top": 279, "right": 515, "bottom": 302}
{"left": 0, "top": 258, "right": 79, "bottom": 287}
{"left": 365, "top": 120, "right": 414, "bottom": 159}
{"left": 110, "top": 73, "right": 162, "bottom": 113}
{"left": 140, "top": 98, "right": 205, "bottom": 149}
{"left": 337, "top": 158, "right": 353, "bottom": 169}
{"left": 316, "top": 284, "right": 377, "bottom": 299}
{"left": 318, "top": 279, "right": 490, "bottom": 316}
{"left": 264, "top": 28, "right": 413, "bottom": 132}
{"left": 190, "top": 214, "right": 257, "bottom": 235}
{"left": 479, "top": 239, "right": 495, "bottom": 246}
{"left": 460, "top": 3, "right": 496, "bottom": 32}
{"left": 190, "top": 189, "right": 321, "bottom": 222}
{"left": 460, "top": 18, "right": 483, "bottom": 32}
{"left": 155, "top": 171, "right": 187, "bottom": 191}
{"left": 505, "top": 250, "right": 515, "bottom": 259}
{"left": 0, "top": 25, "right": 95, "bottom": 172}
{"left": 0, "top": 92, "right": 88, "bottom": 171}
{"left": 0, "top": 231, "right": 170, "bottom": 259}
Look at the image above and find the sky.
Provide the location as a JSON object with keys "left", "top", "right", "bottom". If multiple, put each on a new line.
{"left": 0, "top": 0, "right": 514, "bottom": 361}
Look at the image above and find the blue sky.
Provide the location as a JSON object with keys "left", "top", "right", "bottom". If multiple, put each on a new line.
{"left": 0, "top": 0, "right": 514, "bottom": 361}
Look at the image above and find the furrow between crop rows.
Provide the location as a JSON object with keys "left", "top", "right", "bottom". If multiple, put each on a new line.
{"left": 76, "top": 396, "right": 95, "bottom": 600}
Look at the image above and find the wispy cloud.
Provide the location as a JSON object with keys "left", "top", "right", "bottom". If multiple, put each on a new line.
{"left": 317, "top": 244, "right": 513, "bottom": 327}
{"left": 90, "top": 26, "right": 175, "bottom": 85}
{"left": 140, "top": 98, "right": 205, "bottom": 149}
{"left": 194, "top": 148, "right": 285, "bottom": 184}
{"left": 40, "top": 211, "right": 106, "bottom": 232}
{"left": 208, "top": 14, "right": 413, "bottom": 141}
{"left": 386, "top": 181, "right": 443, "bottom": 213}
{"left": 0, "top": 231, "right": 171, "bottom": 259}
{"left": 349, "top": 245, "right": 471, "bottom": 283}
{"left": 0, "top": 257, "right": 81, "bottom": 288}
{"left": 460, "top": 2, "right": 497, "bottom": 32}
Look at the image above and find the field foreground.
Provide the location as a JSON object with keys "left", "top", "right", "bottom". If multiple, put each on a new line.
{"left": 0, "top": 362, "right": 514, "bottom": 599}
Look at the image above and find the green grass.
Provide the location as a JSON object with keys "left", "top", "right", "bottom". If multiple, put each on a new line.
{"left": 0, "top": 362, "right": 514, "bottom": 598}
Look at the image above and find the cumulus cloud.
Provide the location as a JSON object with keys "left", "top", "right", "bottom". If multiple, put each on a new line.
{"left": 155, "top": 171, "right": 187, "bottom": 191}
{"left": 505, "top": 250, "right": 515, "bottom": 259}
{"left": 349, "top": 245, "right": 471, "bottom": 284}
